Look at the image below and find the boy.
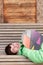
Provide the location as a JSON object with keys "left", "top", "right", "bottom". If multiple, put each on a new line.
{"left": 5, "top": 30, "right": 43, "bottom": 63}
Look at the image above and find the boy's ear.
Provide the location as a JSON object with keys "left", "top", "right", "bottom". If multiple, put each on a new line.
{"left": 23, "top": 34, "right": 30, "bottom": 48}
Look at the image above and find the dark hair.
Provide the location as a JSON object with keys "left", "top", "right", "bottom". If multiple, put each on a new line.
{"left": 5, "top": 44, "right": 17, "bottom": 55}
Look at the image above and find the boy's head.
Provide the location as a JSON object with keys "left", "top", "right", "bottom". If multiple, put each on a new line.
{"left": 5, "top": 42, "right": 20, "bottom": 55}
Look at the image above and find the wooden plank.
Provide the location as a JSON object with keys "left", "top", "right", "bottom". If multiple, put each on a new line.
{"left": 0, "top": 23, "right": 43, "bottom": 25}
{"left": 4, "top": 3, "right": 36, "bottom": 8}
{"left": 4, "top": 0, "right": 36, "bottom": 4}
{"left": 0, "top": 62, "right": 37, "bottom": 65}
{"left": 0, "top": 58, "right": 29, "bottom": 62}
{"left": 0, "top": 37, "right": 20, "bottom": 40}
{"left": 0, "top": 24, "right": 43, "bottom": 29}
{"left": 0, "top": 55, "right": 28, "bottom": 59}
{"left": 0, "top": 33, "right": 21, "bottom": 36}
{"left": 0, "top": 62, "right": 43, "bottom": 65}
{"left": 0, "top": 31, "right": 43, "bottom": 33}
{"left": 0, "top": 29, "right": 43, "bottom": 31}
{"left": 0, "top": 40, "right": 19, "bottom": 43}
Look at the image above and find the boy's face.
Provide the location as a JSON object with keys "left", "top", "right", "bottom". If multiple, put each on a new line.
{"left": 10, "top": 43, "right": 20, "bottom": 53}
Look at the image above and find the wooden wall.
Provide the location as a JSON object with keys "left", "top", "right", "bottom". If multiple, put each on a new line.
{"left": 4, "top": 0, "right": 36, "bottom": 23}
{"left": 0, "top": 0, "right": 3, "bottom": 23}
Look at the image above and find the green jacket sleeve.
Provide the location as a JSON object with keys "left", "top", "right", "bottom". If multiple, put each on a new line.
{"left": 22, "top": 43, "right": 43, "bottom": 63}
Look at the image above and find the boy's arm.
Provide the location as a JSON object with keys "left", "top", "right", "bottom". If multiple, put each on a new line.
{"left": 22, "top": 43, "right": 43, "bottom": 63}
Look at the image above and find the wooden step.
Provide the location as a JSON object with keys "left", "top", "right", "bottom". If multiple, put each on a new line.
{"left": 0, "top": 55, "right": 43, "bottom": 65}
{"left": 0, "top": 24, "right": 43, "bottom": 65}
{"left": 0, "top": 24, "right": 43, "bottom": 55}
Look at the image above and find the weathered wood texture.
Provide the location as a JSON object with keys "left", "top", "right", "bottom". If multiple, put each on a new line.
{"left": 4, "top": 0, "right": 36, "bottom": 23}
{"left": 0, "top": 0, "right": 3, "bottom": 23}
{"left": 0, "top": 24, "right": 43, "bottom": 65}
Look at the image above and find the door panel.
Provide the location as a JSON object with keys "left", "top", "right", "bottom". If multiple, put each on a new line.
{"left": 4, "top": 0, "right": 37, "bottom": 23}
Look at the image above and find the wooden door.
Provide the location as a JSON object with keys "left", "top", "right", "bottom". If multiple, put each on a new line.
{"left": 4, "top": 0, "right": 37, "bottom": 23}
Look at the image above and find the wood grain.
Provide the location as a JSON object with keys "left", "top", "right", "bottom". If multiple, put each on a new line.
{"left": 4, "top": 0, "right": 36, "bottom": 23}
